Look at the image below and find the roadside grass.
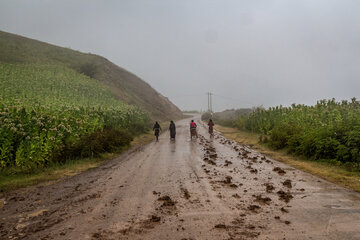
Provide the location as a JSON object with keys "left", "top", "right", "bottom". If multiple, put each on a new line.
{"left": 215, "top": 125, "right": 360, "bottom": 192}
{"left": 0, "top": 131, "right": 154, "bottom": 193}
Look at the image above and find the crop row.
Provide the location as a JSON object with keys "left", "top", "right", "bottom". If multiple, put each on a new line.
{"left": 234, "top": 98, "right": 360, "bottom": 168}
{"left": 0, "top": 64, "right": 149, "bottom": 169}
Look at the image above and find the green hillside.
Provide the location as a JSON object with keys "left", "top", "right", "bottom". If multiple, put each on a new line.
{"left": 0, "top": 63, "right": 149, "bottom": 169}
{"left": 0, "top": 30, "right": 183, "bottom": 120}
{"left": 1, "top": 64, "right": 126, "bottom": 107}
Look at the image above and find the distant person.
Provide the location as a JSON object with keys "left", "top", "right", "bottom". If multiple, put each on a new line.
{"left": 153, "top": 121, "right": 161, "bottom": 141}
{"left": 208, "top": 119, "right": 214, "bottom": 136}
{"left": 169, "top": 120, "right": 176, "bottom": 140}
{"left": 190, "top": 120, "right": 198, "bottom": 138}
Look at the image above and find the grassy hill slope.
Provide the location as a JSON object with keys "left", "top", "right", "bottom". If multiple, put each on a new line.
{"left": 0, "top": 63, "right": 150, "bottom": 169}
{"left": 0, "top": 30, "right": 182, "bottom": 120}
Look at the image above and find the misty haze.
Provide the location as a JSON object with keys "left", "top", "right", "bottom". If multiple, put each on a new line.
{"left": 1, "top": 0, "right": 359, "bottom": 111}
{"left": 1, "top": 1, "right": 360, "bottom": 240}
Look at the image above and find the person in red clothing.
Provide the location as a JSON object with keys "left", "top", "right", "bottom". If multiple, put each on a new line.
{"left": 190, "top": 120, "right": 198, "bottom": 138}
{"left": 208, "top": 119, "right": 214, "bottom": 136}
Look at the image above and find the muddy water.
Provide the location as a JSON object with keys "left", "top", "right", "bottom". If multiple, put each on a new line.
{"left": 1, "top": 117, "right": 360, "bottom": 240}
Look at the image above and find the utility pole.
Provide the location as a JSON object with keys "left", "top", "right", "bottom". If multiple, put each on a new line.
{"left": 207, "top": 92, "right": 210, "bottom": 112}
{"left": 207, "top": 92, "right": 213, "bottom": 113}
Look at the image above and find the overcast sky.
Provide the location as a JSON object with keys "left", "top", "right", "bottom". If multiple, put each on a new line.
{"left": 1, "top": 0, "right": 359, "bottom": 111}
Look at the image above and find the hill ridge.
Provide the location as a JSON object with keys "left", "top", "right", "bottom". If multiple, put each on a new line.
{"left": 0, "top": 30, "right": 183, "bottom": 120}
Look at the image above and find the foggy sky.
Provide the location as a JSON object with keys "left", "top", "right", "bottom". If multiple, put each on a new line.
{"left": 1, "top": 0, "right": 359, "bottom": 111}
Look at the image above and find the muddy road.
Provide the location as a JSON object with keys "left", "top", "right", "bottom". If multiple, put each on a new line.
{"left": 1, "top": 117, "right": 360, "bottom": 240}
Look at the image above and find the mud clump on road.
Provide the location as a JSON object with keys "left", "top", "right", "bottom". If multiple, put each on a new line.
{"left": 150, "top": 215, "right": 161, "bottom": 222}
{"left": 214, "top": 224, "right": 227, "bottom": 229}
{"left": 158, "top": 195, "right": 176, "bottom": 207}
{"left": 225, "top": 176, "right": 232, "bottom": 184}
{"left": 138, "top": 215, "right": 163, "bottom": 230}
{"left": 203, "top": 168, "right": 211, "bottom": 174}
{"left": 246, "top": 224, "right": 256, "bottom": 230}
{"left": 253, "top": 195, "right": 272, "bottom": 205}
{"left": 239, "top": 153, "right": 249, "bottom": 159}
{"left": 273, "top": 167, "right": 286, "bottom": 175}
{"left": 281, "top": 207, "right": 289, "bottom": 213}
{"left": 283, "top": 179, "right": 292, "bottom": 188}
{"left": 248, "top": 205, "right": 261, "bottom": 213}
{"left": 181, "top": 188, "right": 191, "bottom": 199}
{"left": 250, "top": 168, "right": 258, "bottom": 174}
{"left": 232, "top": 194, "right": 241, "bottom": 198}
{"left": 264, "top": 183, "right": 275, "bottom": 193}
{"left": 92, "top": 231, "right": 110, "bottom": 240}
{"left": 220, "top": 176, "right": 238, "bottom": 188}
{"left": 224, "top": 160, "right": 232, "bottom": 166}
{"left": 277, "top": 190, "right": 294, "bottom": 203}
{"left": 204, "top": 158, "right": 216, "bottom": 165}
{"left": 209, "top": 153, "right": 217, "bottom": 159}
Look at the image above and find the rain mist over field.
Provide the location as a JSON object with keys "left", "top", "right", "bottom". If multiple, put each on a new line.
{"left": 1, "top": 0, "right": 360, "bottom": 111}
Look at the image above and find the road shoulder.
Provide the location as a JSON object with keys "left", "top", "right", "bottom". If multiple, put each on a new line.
{"left": 215, "top": 125, "right": 360, "bottom": 192}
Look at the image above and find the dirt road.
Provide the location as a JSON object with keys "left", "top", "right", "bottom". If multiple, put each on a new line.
{"left": 1, "top": 117, "right": 360, "bottom": 240}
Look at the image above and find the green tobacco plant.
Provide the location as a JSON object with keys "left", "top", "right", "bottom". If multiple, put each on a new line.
{"left": 239, "top": 98, "right": 360, "bottom": 169}
{"left": 0, "top": 63, "right": 150, "bottom": 170}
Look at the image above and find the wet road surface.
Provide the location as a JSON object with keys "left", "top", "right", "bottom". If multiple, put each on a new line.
{"left": 1, "top": 117, "right": 360, "bottom": 240}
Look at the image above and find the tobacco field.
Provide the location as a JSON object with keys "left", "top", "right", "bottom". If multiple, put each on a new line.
{"left": 0, "top": 63, "right": 149, "bottom": 169}
{"left": 237, "top": 99, "right": 360, "bottom": 168}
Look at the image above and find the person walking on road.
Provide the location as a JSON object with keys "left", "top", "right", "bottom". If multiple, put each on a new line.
{"left": 169, "top": 120, "right": 176, "bottom": 140}
{"left": 153, "top": 121, "right": 161, "bottom": 141}
{"left": 190, "top": 120, "right": 198, "bottom": 138}
{"left": 208, "top": 119, "right": 214, "bottom": 136}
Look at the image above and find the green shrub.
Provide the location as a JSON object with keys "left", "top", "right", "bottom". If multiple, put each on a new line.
{"left": 0, "top": 63, "right": 150, "bottom": 170}
{"left": 241, "top": 98, "right": 360, "bottom": 167}
{"left": 62, "top": 128, "right": 132, "bottom": 159}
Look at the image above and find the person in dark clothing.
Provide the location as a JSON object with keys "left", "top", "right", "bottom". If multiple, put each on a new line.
{"left": 153, "top": 121, "right": 161, "bottom": 141}
{"left": 208, "top": 119, "right": 214, "bottom": 136}
{"left": 169, "top": 120, "right": 176, "bottom": 140}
